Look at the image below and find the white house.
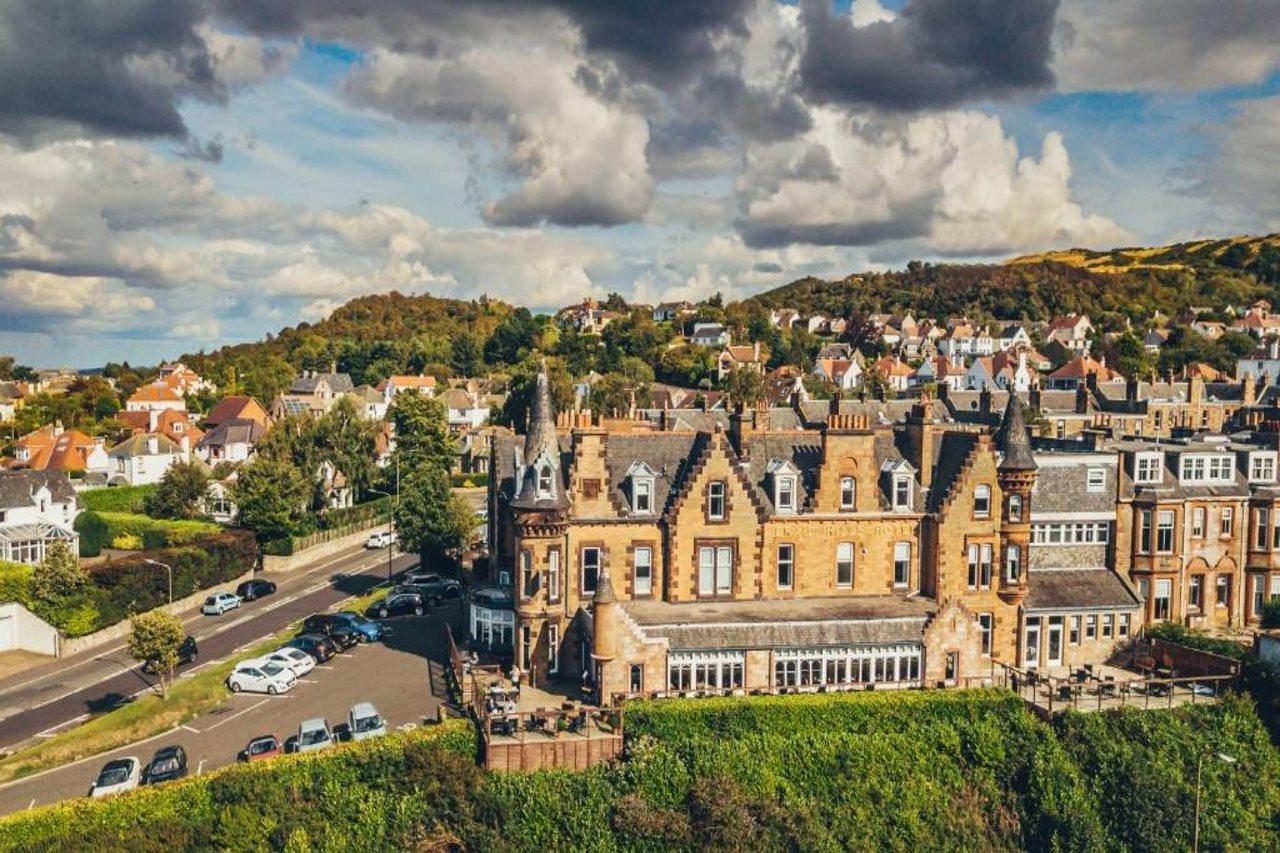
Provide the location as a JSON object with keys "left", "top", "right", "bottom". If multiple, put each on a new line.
{"left": 106, "top": 433, "right": 186, "bottom": 486}
{"left": 378, "top": 374, "right": 434, "bottom": 403}
{"left": 652, "top": 302, "right": 695, "bottom": 323}
{"left": 125, "top": 384, "right": 186, "bottom": 413}
{"left": 690, "top": 323, "right": 731, "bottom": 348}
{"left": 0, "top": 470, "right": 80, "bottom": 565}
{"left": 1237, "top": 338, "right": 1280, "bottom": 384}
{"left": 1044, "top": 314, "right": 1094, "bottom": 355}
{"left": 997, "top": 324, "right": 1031, "bottom": 351}
{"left": 195, "top": 418, "right": 267, "bottom": 465}
{"left": 202, "top": 477, "right": 237, "bottom": 524}
{"left": 440, "top": 388, "right": 492, "bottom": 430}
{"left": 812, "top": 357, "right": 862, "bottom": 390}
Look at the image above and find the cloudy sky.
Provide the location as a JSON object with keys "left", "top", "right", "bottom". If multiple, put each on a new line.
{"left": 2, "top": 0, "right": 1278, "bottom": 366}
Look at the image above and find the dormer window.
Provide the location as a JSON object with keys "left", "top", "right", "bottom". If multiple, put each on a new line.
{"left": 840, "top": 476, "right": 856, "bottom": 511}
{"left": 1134, "top": 452, "right": 1163, "bottom": 484}
{"left": 894, "top": 476, "right": 911, "bottom": 510}
{"left": 1179, "top": 454, "right": 1233, "bottom": 483}
{"left": 634, "top": 479, "right": 652, "bottom": 513}
{"left": 537, "top": 465, "right": 554, "bottom": 496}
{"left": 1251, "top": 452, "right": 1277, "bottom": 483}
{"left": 776, "top": 476, "right": 796, "bottom": 513}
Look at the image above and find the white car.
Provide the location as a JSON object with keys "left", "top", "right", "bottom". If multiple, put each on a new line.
{"left": 89, "top": 756, "right": 140, "bottom": 798}
{"left": 296, "top": 718, "right": 333, "bottom": 753}
{"left": 348, "top": 702, "right": 387, "bottom": 742}
{"left": 365, "top": 530, "right": 397, "bottom": 549}
{"left": 227, "top": 658, "right": 297, "bottom": 695}
{"left": 266, "top": 646, "right": 316, "bottom": 678}
{"left": 202, "top": 592, "right": 242, "bottom": 616}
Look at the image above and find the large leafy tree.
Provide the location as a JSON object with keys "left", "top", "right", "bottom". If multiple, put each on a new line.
{"left": 31, "top": 540, "right": 89, "bottom": 603}
{"left": 144, "top": 459, "right": 211, "bottom": 520}
{"left": 231, "top": 454, "right": 311, "bottom": 541}
{"left": 311, "top": 397, "right": 380, "bottom": 502}
{"left": 390, "top": 391, "right": 473, "bottom": 565}
{"left": 390, "top": 390, "right": 454, "bottom": 472}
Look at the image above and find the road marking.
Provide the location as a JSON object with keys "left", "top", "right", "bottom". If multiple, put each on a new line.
{"left": 0, "top": 725, "right": 182, "bottom": 791}
{"left": 27, "top": 798, "right": 34, "bottom": 810}
{"left": 179, "top": 724, "right": 200, "bottom": 734}
{"left": 200, "top": 698, "right": 268, "bottom": 733}
{"left": 196, "top": 760, "right": 205, "bottom": 776}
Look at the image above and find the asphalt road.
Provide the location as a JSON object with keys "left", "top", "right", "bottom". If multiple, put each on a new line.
{"left": 0, "top": 543, "right": 419, "bottom": 753}
{"left": 0, "top": 604, "right": 460, "bottom": 816}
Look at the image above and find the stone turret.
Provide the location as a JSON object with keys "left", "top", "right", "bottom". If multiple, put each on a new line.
{"left": 512, "top": 363, "right": 568, "bottom": 510}
{"left": 590, "top": 568, "right": 619, "bottom": 703}
{"left": 995, "top": 393, "right": 1037, "bottom": 606}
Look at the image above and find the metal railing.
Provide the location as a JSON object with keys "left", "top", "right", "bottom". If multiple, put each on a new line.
{"left": 993, "top": 660, "right": 1236, "bottom": 715}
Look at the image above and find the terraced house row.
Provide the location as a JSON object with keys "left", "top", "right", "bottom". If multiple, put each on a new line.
{"left": 484, "top": 368, "right": 1279, "bottom": 704}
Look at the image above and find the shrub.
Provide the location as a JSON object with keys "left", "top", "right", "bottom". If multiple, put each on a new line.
{"left": 317, "top": 496, "right": 391, "bottom": 531}
{"left": 78, "top": 485, "right": 157, "bottom": 514}
{"left": 72, "top": 511, "right": 108, "bottom": 557}
{"left": 261, "top": 537, "right": 294, "bottom": 557}
{"left": 93, "top": 512, "right": 220, "bottom": 550}
{"left": 0, "top": 561, "right": 33, "bottom": 606}
{"left": 110, "top": 533, "right": 143, "bottom": 551}
{"left": 1263, "top": 599, "right": 1280, "bottom": 630}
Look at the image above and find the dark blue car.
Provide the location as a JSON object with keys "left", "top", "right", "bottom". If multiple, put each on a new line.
{"left": 332, "top": 610, "right": 386, "bottom": 642}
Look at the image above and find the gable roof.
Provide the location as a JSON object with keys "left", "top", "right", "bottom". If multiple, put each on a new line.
{"left": 205, "top": 396, "right": 268, "bottom": 428}
{"left": 0, "top": 470, "right": 77, "bottom": 511}
{"left": 289, "top": 372, "right": 354, "bottom": 394}
{"left": 107, "top": 433, "right": 184, "bottom": 458}
{"left": 128, "top": 384, "right": 183, "bottom": 404}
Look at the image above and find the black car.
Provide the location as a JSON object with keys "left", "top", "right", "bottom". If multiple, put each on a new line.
{"left": 142, "top": 635, "right": 197, "bottom": 674}
{"left": 396, "top": 575, "right": 462, "bottom": 605}
{"left": 236, "top": 578, "right": 278, "bottom": 601}
{"left": 288, "top": 633, "right": 337, "bottom": 662}
{"left": 300, "top": 614, "right": 360, "bottom": 649}
{"left": 142, "top": 745, "right": 188, "bottom": 785}
{"left": 366, "top": 591, "right": 425, "bottom": 619}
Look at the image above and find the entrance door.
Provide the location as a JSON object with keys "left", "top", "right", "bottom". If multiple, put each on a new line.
{"left": 1024, "top": 620, "right": 1041, "bottom": 668}
{"left": 1047, "top": 619, "right": 1063, "bottom": 666}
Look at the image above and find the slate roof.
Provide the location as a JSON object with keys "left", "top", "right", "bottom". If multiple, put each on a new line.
{"left": 197, "top": 418, "right": 267, "bottom": 449}
{"left": 0, "top": 470, "right": 78, "bottom": 511}
{"left": 107, "top": 433, "right": 184, "bottom": 458}
{"left": 1025, "top": 569, "right": 1142, "bottom": 612}
{"left": 1032, "top": 458, "right": 1117, "bottom": 514}
{"left": 622, "top": 595, "right": 933, "bottom": 651}
{"left": 288, "top": 372, "right": 354, "bottom": 394}
{"left": 605, "top": 433, "right": 702, "bottom": 518}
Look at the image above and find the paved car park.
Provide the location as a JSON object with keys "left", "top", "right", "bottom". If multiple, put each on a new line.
{"left": 0, "top": 604, "right": 462, "bottom": 816}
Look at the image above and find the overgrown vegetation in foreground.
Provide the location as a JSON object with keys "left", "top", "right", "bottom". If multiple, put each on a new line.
{"left": 1, "top": 690, "right": 1277, "bottom": 851}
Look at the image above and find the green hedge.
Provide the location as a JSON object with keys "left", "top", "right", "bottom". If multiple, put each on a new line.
{"left": 78, "top": 485, "right": 157, "bottom": 514}
{"left": 317, "top": 496, "right": 391, "bottom": 531}
{"left": 0, "top": 561, "right": 33, "bottom": 607}
{"left": 0, "top": 720, "right": 477, "bottom": 852}
{"left": 72, "top": 511, "right": 108, "bottom": 557}
{"left": 86, "top": 511, "right": 220, "bottom": 551}
{"left": 1, "top": 691, "right": 1277, "bottom": 851}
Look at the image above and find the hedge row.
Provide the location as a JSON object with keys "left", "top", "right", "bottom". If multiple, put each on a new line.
{"left": 4, "top": 531, "right": 258, "bottom": 637}
{"left": 2, "top": 691, "right": 1277, "bottom": 851}
{"left": 78, "top": 485, "right": 157, "bottom": 515}
{"left": 0, "top": 720, "right": 477, "bottom": 852}
{"left": 317, "top": 496, "right": 391, "bottom": 531}
{"left": 74, "top": 511, "right": 220, "bottom": 556}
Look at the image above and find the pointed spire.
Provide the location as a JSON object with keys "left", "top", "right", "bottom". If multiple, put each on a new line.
{"left": 523, "top": 359, "right": 558, "bottom": 464}
{"left": 996, "top": 393, "right": 1037, "bottom": 471}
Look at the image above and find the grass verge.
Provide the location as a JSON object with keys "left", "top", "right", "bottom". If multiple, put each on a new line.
{"left": 0, "top": 631, "right": 293, "bottom": 785}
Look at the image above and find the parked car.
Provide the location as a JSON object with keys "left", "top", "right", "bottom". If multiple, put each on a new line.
{"left": 300, "top": 614, "right": 360, "bottom": 649}
{"left": 329, "top": 610, "right": 385, "bottom": 642}
{"left": 365, "top": 530, "right": 397, "bottom": 549}
{"left": 201, "top": 592, "right": 242, "bottom": 616}
{"left": 296, "top": 718, "right": 333, "bottom": 754}
{"left": 227, "top": 658, "right": 296, "bottom": 695}
{"left": 89, "top": 757, "right": 140, "bottom": 798}
{"left": 266, "top": 646, "right": 316, "bottom": 678}
{"left": 348, "top": 702, "right": 387, "bottom": 742}
{"left": 239, "top": 734, "right": 282, "bottom": 763}
{"left": 141, "top": 635, "right": 197, "bottom": 674}
{"left": 366, "top": 591, "right": 424, "bottom": 619}
{"left": 287, "top": 633, "right": 337, "bottom": 663}
{"left": 236, "top": 578, "right": 277, "bottom": 601}
{"left": 398, "top": 573, "right": 462, "bottom": 605}
{"left": 142, "top": 745, "right": 188, "bottom": 785}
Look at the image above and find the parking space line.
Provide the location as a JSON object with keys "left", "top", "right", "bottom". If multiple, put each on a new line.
{"left": 200, "top": 698, "right": 268, "bottom": 733}
{"left": 196, "top": 760, "right": 205, "bottom": 776}
{"left": 179, "top": 724, "right": 200, "bottom": 734}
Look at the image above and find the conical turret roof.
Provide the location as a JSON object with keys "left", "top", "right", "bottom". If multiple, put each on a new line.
{"left": 995, "top": 393, "right": 1037, "bottom": 471}
{"left": 524, "top": 362, "right": 558, "bottom": 464}
{"left": 513, "top": 362, "right": 568, "bottom": 509}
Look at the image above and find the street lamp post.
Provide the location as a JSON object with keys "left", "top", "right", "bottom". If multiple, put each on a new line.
{"left": 1194, "top": 751, "right": 1236, "bottom": 852}
{"left": 369, "top": 455, "right": 400, "bottom": 583}
{"left": 144, "top": 558, "right": 173, "bottom": 605}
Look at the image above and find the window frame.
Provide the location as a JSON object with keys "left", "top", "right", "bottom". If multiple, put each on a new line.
{"left": 696, "top": 542, "right": 735, "bottom": 598}
{"left": 1086, "top": 467, "right": 1106, "bottom": 492}
{"left": 581, "top": 546, "right": 601, "bottom": 595}
{"left": 707, "top": 481, "right": 727, "bottom": 521}
{"left": 973, "top": 485, "right": 991, "bottom": 519}
{"left": 633, "top": 546, "right": 653, "bottom": 597}
{"left": 836, "top": 542, "right": 854, "bottom": 588}
{"left": 633, "top": 478, "right": 653, "bottom": 514}
{"left": 893, "top": 541, "right": 911, "bottom": 589}
{"left": 776, "top": 543, "right": 794, "bottom": 591}
{"left": 839, "top": 476, "right": 856, "bottom": 511}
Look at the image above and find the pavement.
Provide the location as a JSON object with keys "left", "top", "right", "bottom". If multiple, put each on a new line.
{"left": 0, "top": 603, "right": 461, "bottom": 816}
{"left": 0, "top": 542, "right": 417, "bottom": 753}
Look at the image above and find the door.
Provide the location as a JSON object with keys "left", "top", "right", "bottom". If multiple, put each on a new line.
{"left": 1047, "top": 619, "right": 1063, "bottom": 666}
{"left": 1024, "top": 620, "right": 1041, "bottom": 668}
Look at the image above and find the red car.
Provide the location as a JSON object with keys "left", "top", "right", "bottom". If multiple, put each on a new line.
{"left": 239, "top": 734, "right": 281, "bottom": 763}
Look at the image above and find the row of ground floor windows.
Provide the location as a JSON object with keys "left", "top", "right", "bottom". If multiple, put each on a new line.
{"left": 666, "top": 646, "right": 923, "bottom": 692}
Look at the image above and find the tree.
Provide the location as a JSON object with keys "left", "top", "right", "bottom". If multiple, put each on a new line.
{"left": 390, "top": 390, "right": 455, "bottom": 473}
{"left": 312, "top": 397, "right": 380, "bottom": 502}
{"left": 128, "top": 610, "right": 185, "bottom": 698}
{"left": 231, "top": 454, "right": 311, "bottom": 541}
{"left": 483, "top": 307, "right": 541, "bottom": 365}
{"left": 721, "top": 366, "right": 765, "bottom": 407}
{"left": 450, "top": 332, "right": 484, "bottom": 377}
{"left": 31, "top": 540, "right": 89, "bottom": 603}
{"left": 394, "top": 469, "right": 475, "bottom": 564}
{"left": 144, "top": 459, "right": 211, "bottom": 520}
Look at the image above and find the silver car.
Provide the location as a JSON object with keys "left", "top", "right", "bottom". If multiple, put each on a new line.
{"left": 296, "top": 718, "right": 333, "bottom": 753}
{"left": 348, "top": 702, "right": 387, "bottom": 741}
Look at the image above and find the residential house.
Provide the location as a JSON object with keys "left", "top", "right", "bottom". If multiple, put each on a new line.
{"left": 690, "top": 323, "right": 731, "bottom": 348}
{"left": 912, "top": 355, "right": 966, "bottom": 392}
{"left": 195, "top": 418, "right": 267, "bottom": 465}
{"left": 156, "top": 362, "right": 215, "bottom": 396}
{"left": 274, "top": 370, "right": 356, "bottom": 418}
{"left": 317, "top": 460, "right": 353, "bottom": 510}
{"left": 938, "top": 323, "right": 995, "bottom": 358}
{"left": 717, "top": 343, "right": 765, "bottom": 381}
{"left": 10, "top": 425, "right": 107, "bottom": 474}
{"left": 347, "top": 385, "right": 389, "bottom": 421}
{"left": 813, "top": 357, "right": 862, "bottom": 390}
{"left": 0, "top": 470, "right": 80, "bottom": 565}
{"left": 204, "top": 395, "right": 271, "bottom": 430}
{"left": 769, "top": 309, "right": 800, "bottom": 329}
{"left": 1044, "top": 314, "right": 1094, "bottom": 355}
{"left": 557, "top": 299, "right": 618, "bottom": 334}
{"left": 1143, "top": 328, "right": 1170, "bottom": 354}
{"left": 1237, "top": 338, "right": 1280, "bottom": 384}
{"left": 117, "top": 408, "right": 203, "bottom": 453}
{"left": 1192, "top": 321, "right": 1227, "bottom": 341}
{"left": 871, "top": 357, "right": 914, "bottom": 392}
{"left": 1090, "top": 374, "right": 1243, "bottom": 438}
{"left": 441, "top": 387, "right": 494, "bottom": 431}
{"left": 125, "top": 384, "right": 186, "bottom": 414}
{"left": 1232, "top": 300, "right": 1280, "bottom": 338}
{"left": 106, "top": 433, "right": 186, "bottom": 486}
{"left": 1046, "top": 355, "right": 1121, "bottom": 391}
{"left": 379, "top": 374, "right": 436, "bottom": 404}
{"left": 652, "top": 302, "right": 695, "bottom": 323}
{"left": 997, "top": 324, "right": 1032, "bottom": 351}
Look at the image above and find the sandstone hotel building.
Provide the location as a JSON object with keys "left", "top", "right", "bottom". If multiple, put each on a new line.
{"left": 484, "top": 368, "right": 1143, "bottom": 703}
